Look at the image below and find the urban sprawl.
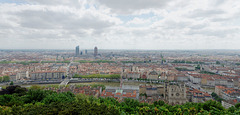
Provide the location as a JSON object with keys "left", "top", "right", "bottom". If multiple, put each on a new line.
{"left": 1, "top": 47, "right": 240, "bottom": 109}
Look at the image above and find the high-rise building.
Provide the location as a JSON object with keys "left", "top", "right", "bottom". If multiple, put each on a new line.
{"left": 85, "top": 50, "right": 87, "bottom": 54}
{"left": 94, "top": 46, "right": 98, "bottom": 57}
{"left": 75, "top": 46, "right": 79, "bottom": 56}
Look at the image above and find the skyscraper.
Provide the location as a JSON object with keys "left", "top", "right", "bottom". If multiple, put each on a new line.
{"left": 85, "top": 50, "right": 87, "bottom": 54}
{"left": 94, "top": 46, "right": 98, "bottom": 57}
{"left": 75, "top": 46, "right": 79, "bottom": 57}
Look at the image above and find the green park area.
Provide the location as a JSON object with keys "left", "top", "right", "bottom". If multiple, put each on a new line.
{"left": 73, "top": 74, "right": 120, "bottom": 79}
{"left": 41, "top": 60, "right": 70, "bottom": 63}
{"left": 0, "top": 61, "right": 39, "bottom": 65}
{"left": 172, "top": 60, "right": 205, "bottom": 64}
{"left": 75, "top": 60, "right": 115, "bottom": 63}
{"left": 0, "top": 60, "right": 71, "bottom": 65}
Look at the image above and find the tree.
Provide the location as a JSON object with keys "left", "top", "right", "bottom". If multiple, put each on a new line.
{"left": 235, "top": 103, "right": 240, "bottom": 108}
{"left": 202, "top": 100, "right": 224, "bottom": 111}
{"left": 211, "top": 92, "right": 224, "bottom": 102}
{"left": 41, "top": 92, "right": 75, "bottom": 104}
{"left": 216, "top": 61, "right": 220, "bottom": 64}
{"left": 0, "top": 85, "right": 27, "bottom": 96}
{"left": 0, "top": 86, "right": 236, "bottom": 114}
{"left": 2, "top": 76, "right": 10, "bottom": 82}
{"left": 195, "top": 64, "right": 201, "bottom": 70}
{"left": 23, "top": 89, "right": 54, "bottom": 103}
{"left": 154, "top": 100, "right": 165, "bottom": 106}
{"left": 10, "top": 81, "right": 13, "bottom": 85}
{"left": 14, "top": 86, "right": 27, "bottom": 96}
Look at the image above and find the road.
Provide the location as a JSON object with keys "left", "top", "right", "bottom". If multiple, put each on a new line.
{"left": 59, "top": 57, "right": 73, "bottom": 87}
{"left": 66, "top": 57, "right": 74, "bottom": 77}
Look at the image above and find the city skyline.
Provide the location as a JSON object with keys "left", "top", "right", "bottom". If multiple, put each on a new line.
{"left": 0, "top": 0, "right": 239, "bottom": 50}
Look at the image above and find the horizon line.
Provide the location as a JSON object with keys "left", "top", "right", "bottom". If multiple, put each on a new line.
{"left": 1, "top": 48, "right": 240, "bottom": 51}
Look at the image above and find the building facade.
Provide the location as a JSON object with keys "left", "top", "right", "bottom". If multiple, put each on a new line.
{"left": 75, "top": 46, "right": 79, "bottom": 57}
{"left": 147, "top": 71, "right": 159, "bottom": 80}
{"left": 94, "top": 46, "right": 98, "bottom": 57}
{"left": 30, "top": 71, "right": 65, "bottom": 81}
{"left": 164, "top": 83, "right": 188, "bottom": 105}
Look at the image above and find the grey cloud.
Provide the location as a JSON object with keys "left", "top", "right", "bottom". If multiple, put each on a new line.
{"left": 15, "top": 9, "right": 114, "bottom": 30}
{"left": 214, "top": 0, "right": 226, "bottom": 6}
{"left": 212, "top": 11, "right": 240, "bottom": 22}
{"left": 0, "top": 5, "right": 117, "bottom": 44}
{"left": 24, "top": 0, "right": 82, "bottom": 7}
{"left": 163, "top": 20, "right": 192, "bottom": 29}
{"left": 187, "top": 9, "right": 225, "bottom": 18}
{"left": 98, "top": 0, "right": 172, "bottom": 14}
{"left": 0, "top": 21, "right": 13, "bottom": 29}
{"left": 187, "top": 28, "right": 239, "bottom": 38}
{"left": 211, "top": 17, "right": 230, "bottom": 22}
{"left": 190, "top": 24, "right": 207, "bottom": 30}
{"left": 0, "top": 0, "right": 240, "bottom": 49}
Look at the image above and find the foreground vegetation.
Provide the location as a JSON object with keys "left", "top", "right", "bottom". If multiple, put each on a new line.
{"left": 0, "top": 85, "right": 240, "bottom": 114}
{"left": 73, "top": 74, "right": 120, "bottom": 79}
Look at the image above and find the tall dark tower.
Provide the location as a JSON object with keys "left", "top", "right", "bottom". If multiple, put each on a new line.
{"left": 75, "top": 46, "right": 79, "bottom": 57}
{"left": 94, "top": 46, "right": 98, "bottom": 57}
{"left": 85, "top": 50, "right": 87, "bottom": 54}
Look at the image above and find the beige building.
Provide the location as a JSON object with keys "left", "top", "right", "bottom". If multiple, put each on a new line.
{"left": 167, "top": 74, "right": 176, "bottom": 81}
{"left": 215, "top": 86, "right": 226, "bottom": 96}
{"left": 201, "top": 77, "right": 207, "bottom": 85}
{"left": 187, "top": 88, "right": 212, "bottom": 103}
{"left": 139, "top": 85, "right": 164, "bottom": 97}
{"left": 16, "top": 71, "right": 29, "bottom": 80}
{"left": 164, "top": 83, "right": 188, "bottom": 105}
{"left": 147, "top": 71, "right": 159, "bottom": 80}
{"left": 139, "top": 85, "right": 147, "bottom": 94}
{"left": 30, "top": 71, "right": 65, "bottom": 81}
{"left": 126, "top": 72, "right": 140, "bottom": 79}
{"left": 159, "top": 72, "right": 167, "bottom": 80}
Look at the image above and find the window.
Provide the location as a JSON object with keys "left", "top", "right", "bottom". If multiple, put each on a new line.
{"left": 176, "top": 93, "right": 179, "bottom": 96}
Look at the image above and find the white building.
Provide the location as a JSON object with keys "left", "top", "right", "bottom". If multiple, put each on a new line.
{"left": 189, "top": 75, "right": 201, "bottom": 84}
{"left": 30, "top": 71, "right": 65, "bottom": 81}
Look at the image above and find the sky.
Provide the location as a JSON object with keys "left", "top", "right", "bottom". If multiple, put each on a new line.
{"left": 0, "top": 0, "right": 239, "bottom": 50}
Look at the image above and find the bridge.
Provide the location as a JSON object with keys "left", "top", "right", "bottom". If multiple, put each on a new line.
{"left": 59, "top": 78, "right": 70, "bottom": 87}
{"left": 59, "top": 57, "right": 73, "bottom": 87}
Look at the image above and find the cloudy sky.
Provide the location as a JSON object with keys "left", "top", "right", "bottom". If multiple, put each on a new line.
{"left": 0, "top": 0, "right": 239, "bottom": 50}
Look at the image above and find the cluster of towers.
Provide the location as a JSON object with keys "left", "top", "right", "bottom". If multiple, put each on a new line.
{"left": 75, "top": 46, "right": 98, "bottom": 57}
